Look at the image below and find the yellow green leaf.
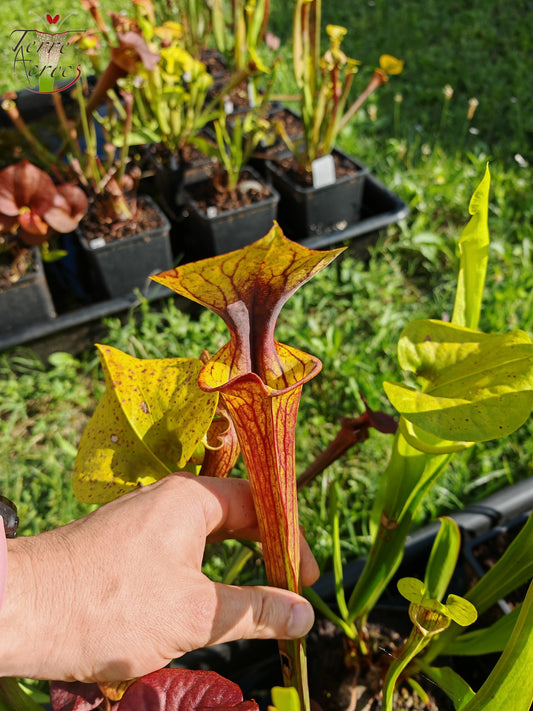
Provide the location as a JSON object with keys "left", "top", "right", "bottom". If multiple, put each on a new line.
{"left": 444, "top": 594, "right": 478, "bottom": 627}
{"left": 73, "top": 345, "right": 218, "bottom": 503}
{"left": 461, "top": 580, "right": 533, "bottom": 711}
{"left": 452, "top": 163, "right": 490, "bottom": 330}
{"left": 397, "top": 577, "right": 426, "bottom": 602}
{"left": 384, "top": 321, "right": 533, "bottom": 445}
{"left": 424, "top": 517, "right": 461, "bottom": 602}
{"left": 270, "top": 686, "right": 301, "bottom": 711}
{"left": 398, "top": 417, "right": 473, "bottom": 454}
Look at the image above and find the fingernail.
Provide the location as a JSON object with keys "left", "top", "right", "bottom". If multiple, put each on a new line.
{"left": 287, "top": 603, "right": 314, "bottom": 638}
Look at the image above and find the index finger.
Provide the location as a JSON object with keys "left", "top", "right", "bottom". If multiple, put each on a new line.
{"left": 180, "top": 473, "right": 320, "bottom": 587}
{"left": 170, "top": 472, "right": 259, "bottom": 539}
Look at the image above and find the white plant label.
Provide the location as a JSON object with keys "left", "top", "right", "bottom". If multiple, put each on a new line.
{"left": 90, "top": 237, "right": 107, "bottom": 250}
{"left": 247, "top": 81, "right": 256, "bottom": 108}
{"left": 311, "top": 155, "right": 336, "bottom": 189}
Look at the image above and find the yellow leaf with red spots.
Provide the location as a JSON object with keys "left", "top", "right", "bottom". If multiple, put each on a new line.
{"left": 73, "top": 345, "right": 218, "bottom": 503}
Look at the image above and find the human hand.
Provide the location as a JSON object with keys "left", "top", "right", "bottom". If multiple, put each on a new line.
{"left": 0, "top": 473, "right": 318, "bottom": 683}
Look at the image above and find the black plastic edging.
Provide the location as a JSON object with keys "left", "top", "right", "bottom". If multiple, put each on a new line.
{"left": 312, "top": 477, "right": 533, "bottom": 600}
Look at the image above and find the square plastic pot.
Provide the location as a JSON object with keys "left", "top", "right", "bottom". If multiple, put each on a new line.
{"left": 0, "top": 249, "right": 56, "bottom": 335}
{"left": 182, "top": 168, "right": 280, "bottom": 259}
{"left": 76, "top": 196, "right": 173, "bottom": 300}
{"left": 265, "top": 149, "right": 368, "bottom": 241}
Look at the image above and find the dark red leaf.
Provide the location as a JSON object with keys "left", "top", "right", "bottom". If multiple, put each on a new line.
{"left": 365, "top": 403, "right": 398, "bottom": 434}
{"left": 361, "top": 395, "right": 398, "bottom": 434}
{"left": 50, "top": 681, "right": 105, "bottom": 711}
{"left": 201, "top": 703, "right": 259, "bottom": 711}
{"left": 364, "top": 407, "right": 397, "bottom": 434}
{"left": 117, "top": 669, "right": 258, "bottom": 711}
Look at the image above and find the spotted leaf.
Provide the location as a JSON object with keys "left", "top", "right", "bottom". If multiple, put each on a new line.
{"left": 73, "top": 345, "right": 218, "bottom": 503}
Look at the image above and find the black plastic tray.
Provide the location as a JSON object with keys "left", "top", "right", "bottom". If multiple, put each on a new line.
{"left": 0, "top": 282, "right": 180, "bottom": 354}
{"left": 0, "top": 172, "right": 408, "bottom": 354}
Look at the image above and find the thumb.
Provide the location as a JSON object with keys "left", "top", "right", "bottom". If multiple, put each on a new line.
{"left": 208, "top": 582, "right": 315, "bottom": 645}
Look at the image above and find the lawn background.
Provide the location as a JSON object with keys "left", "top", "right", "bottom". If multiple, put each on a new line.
{"left": 1, "top": 0, "right": 532, "bottom": 580}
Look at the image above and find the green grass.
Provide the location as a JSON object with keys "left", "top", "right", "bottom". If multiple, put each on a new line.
{"left": 1, "top": 0, "right": 533, "bottom": 582}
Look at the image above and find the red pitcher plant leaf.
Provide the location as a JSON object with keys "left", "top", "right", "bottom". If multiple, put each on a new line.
{"left": 73, "top": 345, "right": 218, "bottom": 504}
{"left": 116, "top": 669, "right": 259, "bottom": 711}
{"left": 152, "top": 223, "right": 344, "bottom": 707}
{"left": 198, "top": 350, "right": 241, "bottom": 478}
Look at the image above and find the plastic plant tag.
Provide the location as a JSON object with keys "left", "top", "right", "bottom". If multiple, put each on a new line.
{"left": 247, "top": 81, "right": 256, "bottom": 108}
{"left": 206, "top": 205, "right": 218, "bottom": 218}
{"left": 311, "top": 155, "right": 336, "bottom": 189}
{"left": 90, "top": 237, "right": 107, "bottom": 249}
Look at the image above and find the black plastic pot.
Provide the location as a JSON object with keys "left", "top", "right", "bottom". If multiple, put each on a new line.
{"left": 298, "top": 169, "right": 409, "bottom": 254}
{"left": 0, "top": 249, "right": 56, "bottom": 334}
{"left": 76, "top": 197, "right": 173, "bottom": 300}
{"left": 265, "top": 149, "right": 368, "bottom": 242}
{"left": 181, "top": 167, "right": 280, "bottom": 259}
